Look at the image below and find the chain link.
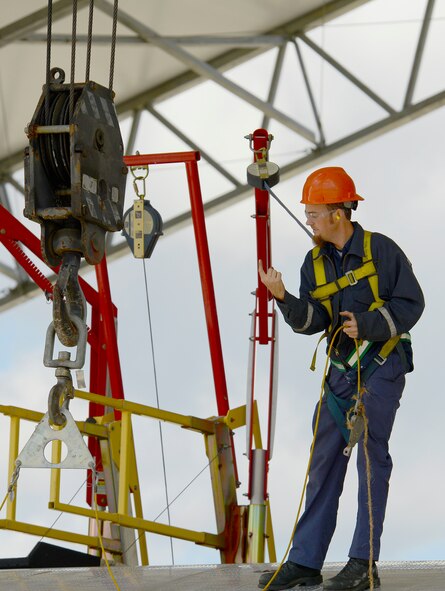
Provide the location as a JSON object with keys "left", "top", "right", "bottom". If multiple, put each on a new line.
{"left": 130, "top": 165, "right": 149, "bottom": 199}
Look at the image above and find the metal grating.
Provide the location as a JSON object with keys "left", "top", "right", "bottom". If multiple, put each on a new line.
{"left": 0, "top": 561, "right": 443, "bottom": 590}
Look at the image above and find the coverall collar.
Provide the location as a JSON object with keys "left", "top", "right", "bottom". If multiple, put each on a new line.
{"left": 318, "top": 222, "right": 365, "bottom": 258}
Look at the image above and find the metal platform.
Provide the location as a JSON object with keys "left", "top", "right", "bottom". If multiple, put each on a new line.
{"left": 0, "top": 561, "right": 443, "bottom": 590}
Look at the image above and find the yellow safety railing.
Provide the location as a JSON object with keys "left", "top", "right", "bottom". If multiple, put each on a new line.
{"left": 0, "top": 392, "right": 275, "bottom": 565}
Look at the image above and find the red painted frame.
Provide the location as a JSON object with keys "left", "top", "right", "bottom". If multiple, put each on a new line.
{"left": 124, "top": 151, "right": 230, "bottom": 417}
{"left": 246, "top": 129, "right": 277, "bottom": 501}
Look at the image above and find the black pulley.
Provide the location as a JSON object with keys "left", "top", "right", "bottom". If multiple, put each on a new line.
{"left": 24, "top": 67, "right": 127, "bottom": 266}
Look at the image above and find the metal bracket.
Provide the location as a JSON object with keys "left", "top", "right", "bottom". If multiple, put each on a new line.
{"left": 43, "top": 317, "right": 87, "bottom": 369}
{"left": 345, "top": 269, "right": 358, "bottom": 286}
{"left": 16, "top": 408, "right": 94, "bottom": 469}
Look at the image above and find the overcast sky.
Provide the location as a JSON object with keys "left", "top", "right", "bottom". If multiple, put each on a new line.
{"left": 0, "top": 0, "right": 444, "bottom": 568}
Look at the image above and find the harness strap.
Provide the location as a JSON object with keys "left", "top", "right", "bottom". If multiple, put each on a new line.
{"left": 325, "top": 383, "right": 352, "bottom": 443}
{"left": 312, "top": 246, "right": 333, "bottom": 326}
{"left": 327, "top": 335, "right": 409, "bottom": 442}
{"left": 310, "top": 259, "right": 377, "bottom": 301}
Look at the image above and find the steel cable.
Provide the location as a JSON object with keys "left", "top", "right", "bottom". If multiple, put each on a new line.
{"left": 109, "top": 0, "right": 119, "bottom": 90}
{"left": 121, "top": 446, "right": 225, "bottom": 557}
{"left": 85, "top": 0, "right": 95, "bottom": 81}
{"left": 69, "top": 0, "right": 78, "bottom": 120}
{"left": 142, "top": 259, "right": 175, "bottom": 565}
{"left": 45, "top": 0, "right": 53, "bottom": 124}
{"left": 264, "top": 182, "right": 313, "bottom": 239}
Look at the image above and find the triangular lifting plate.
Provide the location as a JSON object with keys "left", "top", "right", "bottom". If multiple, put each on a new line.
{"left": 16, "top": 409, "right": 94, "bottom": 469}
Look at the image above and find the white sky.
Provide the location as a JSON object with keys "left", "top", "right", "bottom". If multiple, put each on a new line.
{"left": 0, "top": 0, "right": 444, "bottom": 569}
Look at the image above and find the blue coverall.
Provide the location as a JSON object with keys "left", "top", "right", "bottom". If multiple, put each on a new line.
{"left": 276, "top": 222, "right": 424, "bottom": 569}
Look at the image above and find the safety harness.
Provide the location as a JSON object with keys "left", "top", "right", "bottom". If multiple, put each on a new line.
{"left": 309, "top": 230, "right": 408, "bottom": 442}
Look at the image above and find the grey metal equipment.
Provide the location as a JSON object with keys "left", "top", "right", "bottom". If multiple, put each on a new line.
{"left": 245, "top": 133, "right": 280, "bottom": 191}
{"left": 18, "top": 1, "right": 123, "bottom": 466}
{"left": 343, "top": 411, "right": 366, "bottom": 457}
{"left": 16, "top": 407, "right": 95, "bottom": 470}
{"left": 122, "top": 164, "right": 163, "bottom": 258}
{"left": 24, "top": 66, "right": 127, "bottom": 267}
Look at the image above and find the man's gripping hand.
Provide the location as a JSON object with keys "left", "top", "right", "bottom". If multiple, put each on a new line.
{"left": 340, "top": 310, "right": 359, "bottom": 339}
{"left": 258, "top": 260, "right": 286, "bottom": 302}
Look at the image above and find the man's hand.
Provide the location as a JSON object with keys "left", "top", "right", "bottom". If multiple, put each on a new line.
{"left": 258, "top": 260, "right": 285, "bottom": 301}
{"left": 340, "top": 310, "right": 358, "bottom": 339}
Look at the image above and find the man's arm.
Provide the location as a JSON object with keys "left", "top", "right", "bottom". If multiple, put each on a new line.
{"left": 354, "top": 236, "right": 425, "bottom": 341}
{"left": 258, "top": 258, "right": 331, "bottom": 334}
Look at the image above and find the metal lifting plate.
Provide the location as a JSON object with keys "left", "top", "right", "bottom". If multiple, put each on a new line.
{"left": 16, "top": 408, "right": 94, "bottom": 470}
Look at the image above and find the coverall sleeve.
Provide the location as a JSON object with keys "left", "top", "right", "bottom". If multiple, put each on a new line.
{"left": 275, "top": 251, "right": 331, "bottom": 335}
{"left": 354, "top": 235, "right": 425, "bottom": 341}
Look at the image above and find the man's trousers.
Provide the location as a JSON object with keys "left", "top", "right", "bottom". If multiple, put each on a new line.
{"left": 288, "top": 352, "right": 406, "bottom": 569}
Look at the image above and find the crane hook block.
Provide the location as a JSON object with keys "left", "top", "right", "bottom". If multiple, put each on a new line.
{"left": 23, "top": 67, "right": 128, "bottom": 266}
{"left": 122, "top": 199, "right": 163, "bottom": 259}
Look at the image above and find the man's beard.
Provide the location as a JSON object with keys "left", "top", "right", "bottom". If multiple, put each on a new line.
{"left": 312, "top": 234, "right": 326, "bottom": 248}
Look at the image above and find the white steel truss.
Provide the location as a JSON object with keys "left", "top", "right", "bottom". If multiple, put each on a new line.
{"left": 0, "top": 0, "right": 443, "bottom": 311}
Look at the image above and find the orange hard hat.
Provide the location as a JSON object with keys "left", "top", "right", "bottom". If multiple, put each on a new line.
{"left": 301, "top": 167, "right": 364, "bottom": 206}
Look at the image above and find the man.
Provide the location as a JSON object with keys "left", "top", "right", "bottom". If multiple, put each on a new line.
{"left": 257, "top": 167, "right": 424, "bottom": 591}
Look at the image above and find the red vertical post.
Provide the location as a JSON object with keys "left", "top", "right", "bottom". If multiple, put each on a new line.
{"left": 185, "top": 159, "right": 230, "bottom": 416}
{"left": 86, "top": 305, "right": 108, "bottom": 507}
{"left": 95, "top": 255, "right": 125, "bottom": 413}
{"left": 253, "top": 129, "right": 272, "bottom": 345}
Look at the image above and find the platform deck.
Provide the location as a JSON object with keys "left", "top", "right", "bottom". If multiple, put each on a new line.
{"left": 0, "top": 560, "right": 443, "bottom": 590}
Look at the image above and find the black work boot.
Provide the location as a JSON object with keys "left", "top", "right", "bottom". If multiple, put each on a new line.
{"left": 323, "top": 558, "right": 380, "bottom": 591}
{"left": 258, "top": 561, "right": 322, "bottom": 590}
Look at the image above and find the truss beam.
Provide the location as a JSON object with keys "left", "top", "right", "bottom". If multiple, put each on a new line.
{"left": 146, "top": 105, "right": 241, "bottom": 187}
{"left": 95, "top": 0, "right": 316, "bottom": 143}
{"left": 404, "top": 0, "right": 436, "bottom": 108}
{"left": 298, "top": 33, "right": 396, "bottom": 115}
{"left": 0, "top": 0, "right": 368, "bottom": 176}
{"left": 0, "top": 0, "right": 90, "bottom": 49}
{"left": 261, "top": 44, "right": 286, "bottom": 130}
{"left": 1, "top": 86, "right": 444, "bottom": 312}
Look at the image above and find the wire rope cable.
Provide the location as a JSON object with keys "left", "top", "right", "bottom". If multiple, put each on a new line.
{"left": 69, "top": 0, "right": 78, "bottom": 120}
{"left": 109, "top": 0, "right": 119, "bottom": 90}
{"left": 142, "top": 259, "right": 175, "bottom": 565}
{"left": 121, "top": 446, "right": 226, "bottom": 557}
{"left": 45, "top": 0, "right": 53, "bottom": 124}
{"left": 85, "top": 0, "right": 95, "bottom": 81}
{"left": 264, "top": 182, "right": 313, "bottom": 239}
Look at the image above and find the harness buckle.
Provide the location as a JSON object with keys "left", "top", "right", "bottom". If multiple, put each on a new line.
{"left": 374, "top": 354, "right": 387, "bottom": 366}
{"left": 345, "top": 270, "right": 358, "bottom": 286}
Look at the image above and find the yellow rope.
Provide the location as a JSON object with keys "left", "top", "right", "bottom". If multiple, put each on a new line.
{"left": 363, "top": 414, "right": 374, "bottom": 590}
{"left": 262, "top": 328, "right": 375, "bottom": 591}
{"left": 94, "top": 492, "right": 122, "bottom": 591}
{"left": 0, "top": 491, "right": 9, "bottom": 513}
{"left": 262, "top": 326, "right": 344, "bottom": 591}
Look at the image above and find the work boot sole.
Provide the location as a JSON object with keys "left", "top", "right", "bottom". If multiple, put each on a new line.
{"left": 323, "top": 576, "right": 380, "bottom": 591}
{"left": 258, "top": 574, "right": 323, "bottom": 589}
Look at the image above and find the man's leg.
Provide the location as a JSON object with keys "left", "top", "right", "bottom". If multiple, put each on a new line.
{"left": 289, "top": 370, "right": 353, "bottom": 570}
{"left": 349, "top": 353, "right": 406, "bottom": 560}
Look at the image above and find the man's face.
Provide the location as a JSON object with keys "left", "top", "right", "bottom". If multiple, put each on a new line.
{"left": 304, "top": 204, "right": 336, "bottom": 241}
